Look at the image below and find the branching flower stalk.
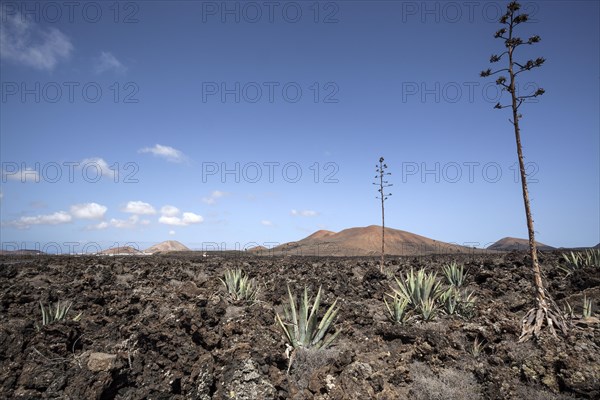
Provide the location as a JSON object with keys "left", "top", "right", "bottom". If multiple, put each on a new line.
{"left": 480, "top": 1, "right": 566, "bottom": 341}
{"left": 374, "top": 157, "right": 392, "bottom": 272}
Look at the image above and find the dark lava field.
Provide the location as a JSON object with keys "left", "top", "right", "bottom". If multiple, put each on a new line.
{"left": 1, "top": 251, "right": 599, "bottom": 399}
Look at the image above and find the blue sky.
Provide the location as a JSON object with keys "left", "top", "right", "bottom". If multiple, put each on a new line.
{"left": 1, "top": 0, "right": 598, "bottom": 253}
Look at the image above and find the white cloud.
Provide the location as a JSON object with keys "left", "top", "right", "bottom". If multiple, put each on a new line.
{"left": 261, "top": 220, "right": 273, "bottom": 227}
{"left": 160, "top": 205, "right": 180, "bottom": 217}
{"left": 70, "top": 202, "right": 107, "bottom": 219}
{"left": 92, "top": 221, "right": 109, "bottom": 230}
{"left": 122, "top": 201, "right": 156, "bottom": 215}
{"left": 2, "top": 167, "right": 40, "bottom": 183}
{"left": 7, "top": 211, "right": 72, "bottom": 229}
{"left": 202, "top": 190, "right": 228, "bottom": 205}
{"left": 139, "top": 144, "right": 186, "bottom": 163}
{"left": 158, "top": 216, "right": 182, "bottom": 226}
{"left": 87, "top": 215, "right": 148, "bottom": 230}
{"left": 159, "top": 212, "right": 203, "bottom": 226}
{"left": 0, "top": 12, "right": 72, "bottom": 70}
{"left": 79, "top": 158, "right": 117, "bottom": 181}
{"left": 169, "top": 230, "right": 176, "bottom": 236}
{"left": 291, "top": 209, "right": 319, "bottom": 217}
{"left": 158, "top": 203, "right": 203, "bottom": 226}
{"left": 95, "top": 216, "right": 136, "bottom": 229}
{"left": 94, "top": 51, "right": 126, "bottom": 74}
{"left": 110, "top": 215, "right": 139, "bottom": 229}
{"left": 24, "top": 211, "right": 72, "bottom": 225}
{"left": 183, "top": 212, "right": 203, "bottom": 224}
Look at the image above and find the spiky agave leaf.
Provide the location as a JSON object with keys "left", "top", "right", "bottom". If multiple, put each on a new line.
{"left": 583, "top": 295, "right": 593, "bottom": 319}
{"left": 305, "top": 287, "right": 323, "bottom": 345}
{"left": 55, "top": 301, "right": 72, "bottom": 321}
{"left": 390, "top": 270, "right": 415, "bottom": 305}
{"left": 421, "top": 271, "right": 442, "bottom": 304}
{"left": 287, "top": 285, "right": 299, "bottom": 347}
{"left": 40, "top": 301, "right": 47, "bottom": 326}
{"left": 298, "top": 287, "right": 309, "bottom": 346}
{"left": 275, "top": 313, "right": 293, "bottom": 348}
{"left": 319, "top": 324, "right": 341, "bottom": 350}
{"left": 312, "top": 298, "right": 339, "bottom": 348}
{"left": 276, "top": 288, "right": 296, "bottom": 346}
{"left": 54, "top": 301, "right": 62, "bottom": 321}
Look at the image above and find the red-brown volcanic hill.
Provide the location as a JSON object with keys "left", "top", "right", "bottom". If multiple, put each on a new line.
{"left": 487, "top": 237, "right": 555, "bottom": 251}
{"left": 247, "top": 231, "right": 335, "bottom": 255}
{"left": 305, "top": 230, "right": 336, "bottom": 240}
{"left": 290, "top": 229, "right": 336, "bottom": 247}
{"left": 145, "top": 240, "right": 190, "bottom": 254}
{"left": 273, "top": 225, "right": 477, "bottom": 256}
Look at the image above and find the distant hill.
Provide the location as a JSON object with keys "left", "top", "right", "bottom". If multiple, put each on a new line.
{"left": 487, "top": 237, "right": 555, "bottom": 251}
{"left": 271, "top": 225, "right": 480, "bottom": 256}
{"left": 246, "top": 245, "right": 270, "bottom": 254}
{"left": 145, "top": 240, "right": 190, "bottom": 254}
{"left": 0, "top": 249, "right": 45, "bottom": 255}
{"left": 98, "top": 246, "right": 143, "bottom": 255}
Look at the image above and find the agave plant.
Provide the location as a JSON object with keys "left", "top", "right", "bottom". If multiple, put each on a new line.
{"left": 276, "top": 286, "right": 340, "bottom": 350}
{"left": 419, "top": 297, "right": 438, "bottom": 321}
{"left": 39, "top": 300, "right": 81, "bottom": 328}
{"left": 470, "top": 337, "right": 486, "bottom": 358}
{"left": 561, "top": 249, "right": 600, "bottom": 273}
{"left": 439, "top": 286, "right": 477, "bottom": 318}
{"left": 390, "top": 268, "right": 442, "bottom": 312}
{"left": 563, "top": 300, "right": 574, "bottom": 320}
{"left": 387, "top": 268, "right": 444, "bottom": 322}
{"left": 582, "top": 249, "right": 600, "bottom": 268}
{"left": 458, "top": 290, "right": 477, "bottom": 319}
{"left": 384, "top": 293, "right": 410, "bottom": 324}
{"left": 219, "top": 269, "right": 260, "bottom": 303}
{"left": 443, "top": 262, "right": 467, "bottom": 287}
{"left": 561, "top": 251, "right": 582, "bottom": 270}
{"left": 440, "top": 287, "right": 460, "bottom": 315}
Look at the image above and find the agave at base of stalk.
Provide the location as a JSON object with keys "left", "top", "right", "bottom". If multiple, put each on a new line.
{"left": 519, "top": 297, "right": 568, "bottom": 342}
